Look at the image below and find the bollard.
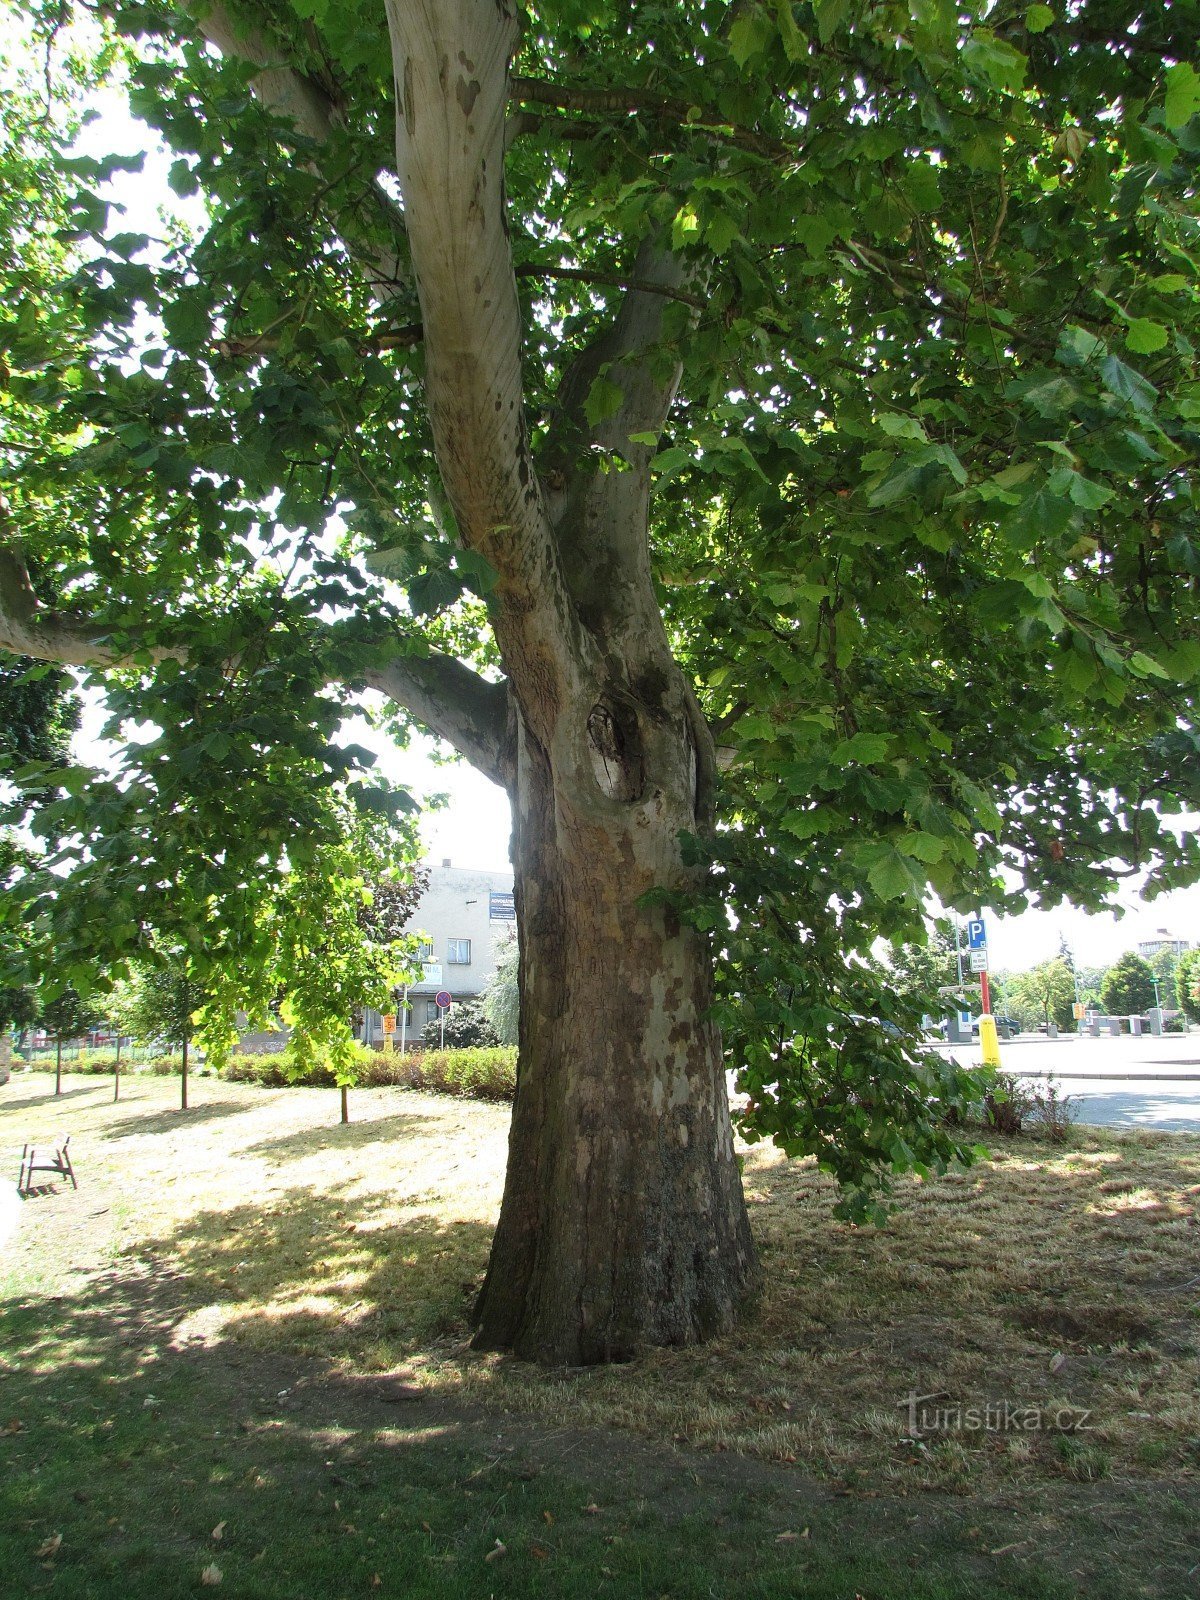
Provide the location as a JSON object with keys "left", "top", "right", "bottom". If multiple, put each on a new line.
{"left": 978, "top": 1014, "right": 1001, "bottom": 1069}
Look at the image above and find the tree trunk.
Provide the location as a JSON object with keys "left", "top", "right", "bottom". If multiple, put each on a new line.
{"left": 113, "top": 1035, "right": 121, "bottom": 1103}
{"left": 472, "top": 710, "right": 758, "bottom": 1364}
{"left": 340, "top": 1084, "right": 349, "bottom": 1125}
{"left": 55, "top": 1037, "right": 62, "bottom": 1096}
{"left": 181, "top": 1034, "right": 188, "bottom": 1111}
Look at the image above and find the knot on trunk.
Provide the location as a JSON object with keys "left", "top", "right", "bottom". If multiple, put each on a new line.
{"left": 586, "top": 697, "right": 644, "bottom": 803}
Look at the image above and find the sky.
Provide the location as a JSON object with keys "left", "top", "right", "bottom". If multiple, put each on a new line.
{"left": 59, "top": 43, "right": 1200, "bottom": 982}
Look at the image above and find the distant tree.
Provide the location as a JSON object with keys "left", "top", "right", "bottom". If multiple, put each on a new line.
{"left": 423, "top": 999, "right": 500, "bottom": 1050}
{"left": 124, "top": 957, "right": 202, "bottom": 1110}
{"left": 1100, "top": 953, "right": 1157, "bottom": 1018}
{"left": 356, "top": 868, "right": 429, "bottom": 949}
{"left": 483, "top": 933, "right": 519, "bottom": 1047}
{"left": 38, "top": 985, "right": 104, "bottom": 1096}
{"left": 882, "top": 930, "right": 959, "bottom": 1021}
{"left": 1174, "top": 950, "right": 1200, "bottom": 1021}
{"left": 99, "top": 976, "right": 139, "bottom": 1102}
{"left": 0, "top": 656, "right": 78, "bottom": 766}
{"left": 1004, "top": 960, "right": 1076, "bottom": 1031}
{"left": 1147, "top": 945, "right": 1179, "bottom": 1007}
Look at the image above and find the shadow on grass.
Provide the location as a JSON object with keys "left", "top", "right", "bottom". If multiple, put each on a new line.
{"left": 1, "top": 1080, "right": 106, "bottom": 1107}
{"left": 102, "top": 1098, "right": 261, "bottom": 1138}
{"left": 0, "top": 1163, "right": 1193, "bottom": 1600}
{"left": 4, "top": 1182, "right": 493, "bottom": 1372}
{"left": 243, "top": 1111, "right": 444, "bottom": 1161}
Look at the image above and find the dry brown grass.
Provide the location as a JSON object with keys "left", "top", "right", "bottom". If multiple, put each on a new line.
{"left": 3, "top": 1067, "right": 1198, "bottom": 1495}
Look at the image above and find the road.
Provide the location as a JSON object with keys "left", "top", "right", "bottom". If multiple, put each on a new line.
{"left": 931, "top": 1029, "right": 1200, "bottom": 1132}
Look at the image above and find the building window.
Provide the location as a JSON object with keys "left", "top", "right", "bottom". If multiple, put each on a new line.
{"left": 447, "top": 938, "right": 471, "bottom": 965}
{"left": 418, "top": 940, "right": 435, "bottom": 960}
{"left": 426, "top": 1000, "right": 440, "bottom": 1024}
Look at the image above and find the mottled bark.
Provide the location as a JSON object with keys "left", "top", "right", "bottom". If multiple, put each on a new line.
{"left": 472, "top": 677, "right": 757, "bottom": 1364}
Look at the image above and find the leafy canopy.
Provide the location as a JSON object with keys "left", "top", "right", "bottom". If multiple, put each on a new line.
{"left": 0, "top": 0, "right": 1198, "bottom": 1210}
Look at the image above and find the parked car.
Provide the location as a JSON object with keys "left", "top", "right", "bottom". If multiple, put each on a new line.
{"left": 970, "top": 1016, "right": 1022, "bottom": 1040}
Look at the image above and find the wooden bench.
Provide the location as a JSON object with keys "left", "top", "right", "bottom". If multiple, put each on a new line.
{"left": 18, "top": 1136, "right": 77, "bottom": 1196}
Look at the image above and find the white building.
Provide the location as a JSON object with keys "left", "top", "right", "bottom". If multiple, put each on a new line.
{"left": 364, "top": 859, "right": 516, "bottom": 1046}
{"left": 1136, "top": 929, "right": 1192, "bottom": 961}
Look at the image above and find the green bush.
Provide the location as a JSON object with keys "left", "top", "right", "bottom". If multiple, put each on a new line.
{"left": 216, "top": 1043, "right": 517, "bottom": 1101}
{"left": 399, "top": 1047, "right": 516, "bottom": 1101}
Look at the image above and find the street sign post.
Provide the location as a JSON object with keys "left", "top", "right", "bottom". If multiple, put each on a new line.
{"left": 435, "top": 989, "right": 452, "bottom": 1050}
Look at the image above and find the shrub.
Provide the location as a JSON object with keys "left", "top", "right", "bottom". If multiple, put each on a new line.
{"left": 984, "top": 1072, "right": 1035, "bottom": 1135}
{"left": 400, "top": 1047, "right": 516, "bottom": 1101}
{"left": 216, "top": 1043, "right": 517, "bottom": 1102}
{"left": 421, "top": 999, "right": 500, "bottom": 1049}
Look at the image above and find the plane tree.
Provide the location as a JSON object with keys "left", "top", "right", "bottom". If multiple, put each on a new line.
{"left": 0, "top": 0, "right": 1198, "bottom": 1361}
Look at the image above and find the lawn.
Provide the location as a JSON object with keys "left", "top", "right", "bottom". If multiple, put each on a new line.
{"left": 1, "top": 1067, "right": 1197, "bottom": 1598}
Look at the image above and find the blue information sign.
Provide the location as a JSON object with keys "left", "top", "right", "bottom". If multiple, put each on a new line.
{"left": 966, "top": 917, "right": 988, "bottom": 951}
{"left": 489, "top": 891, "right": 516, "bottom": 921}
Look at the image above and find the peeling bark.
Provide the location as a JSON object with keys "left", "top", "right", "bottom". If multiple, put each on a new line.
{"left": 474, "top": 691, "right": 757, "bottom": 1364}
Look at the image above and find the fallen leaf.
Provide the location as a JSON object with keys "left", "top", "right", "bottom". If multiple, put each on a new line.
{"left": 584, "top": 1503, "right": 601, "bottom": 1515}
{"left": 4, "top": 1418, "right": 25, "bottom": 1435}
{"left": 420, "top": 1521, "right": 432, "bottom": 1534}
{"left": 775, "top": 1532, "right": 800, "bottom": 1544}
{"left": 211, "top": 1522, "right": 226, "bottom": 1542}
{"left": 35, "top": 1534, "right": 62, "bottom": 1559}
{"left": 200, "top": 1563, "right": 223, "bottom": 1586}
{"left": 1049, "top": 1352, "right": 1068, "bottom": 1375}
{"left": 370, "top": 1575, "right": 382, "bottom": 1588}
{"left": 484, "top": 1541, "right": 507, "bottom": 1563}
{"left": 542, "top": 1510, "right": 555, "bottom": 1526}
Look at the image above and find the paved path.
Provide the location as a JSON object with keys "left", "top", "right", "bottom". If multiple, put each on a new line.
{"left": 931, "top": 1030, "right": 1200, "bottom": 1132}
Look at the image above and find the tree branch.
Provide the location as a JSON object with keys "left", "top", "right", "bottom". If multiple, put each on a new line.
{"left": 383, "top": 0, "right": 592, "bottom": 729}
{"left": 508, "top": 75, "right": 797, "bottom": 163}
{"left": 0, "top": 535, "right": 178, "bottom": 671}
{"left": 364, "top": 654, "right": 513, "bottom": 790}
{"left": 516, "top": 262, "right": 706, "bottom": 310}
{"left": 183, "top": 0, "right": 410, "bottom": 300}
{"left": 0, "top": 524, "right": 514, "bottom": 789}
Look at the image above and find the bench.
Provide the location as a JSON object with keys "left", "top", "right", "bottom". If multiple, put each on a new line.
{"left": 18, "top": 1136, "right": 77, "bottom": 1196}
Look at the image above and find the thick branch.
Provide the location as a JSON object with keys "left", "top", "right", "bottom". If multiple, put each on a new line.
{"left": 364, "top": 654, "right": 512, "bottom": 790}
{"left": 516, "top": 262, "right": 705, "bottom": 310}
{"left": 184, "top": 0, "right": 409, "bottom": 298}
{"left": 542, "top": 236, "right": 695, "bottom": 668}
{"left": 0, "top": 529, "right": 513, "bottom": 788}
{"left": 0, "top": 539, "right": 177, "bottom": 671}
{"left": 383, "top": 0, "right": 591, "bottom": 729}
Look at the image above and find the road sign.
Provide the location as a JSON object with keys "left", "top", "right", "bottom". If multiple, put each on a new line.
{"left": 434, "top": 989, "right": 452, "bottom": 1010}
{"left": 1073, "top": 1002, "right": 1086, "bottom": 1020}
{"left": 966, "top": 917, "right": 988, "bottom": 951}
{"left": 382, "top": 1013, "right": 396, "bottom": 1034}
{"left": 969, "top": 950, "right": 989, "bottom": 974}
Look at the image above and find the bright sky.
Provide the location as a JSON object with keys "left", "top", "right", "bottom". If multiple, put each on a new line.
{"left": 61, "top": 57, "right": 1200, "bottom": 980}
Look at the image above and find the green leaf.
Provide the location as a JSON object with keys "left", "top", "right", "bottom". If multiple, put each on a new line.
{"left": 1024, "top": 4, "right": 1054, "bottom": 32}
{"left": 728, "top": 11, "right": 773, "bottom": 66}
{"left": 865, "top": 848, "right": 923, "bottom": 902}
{"left": 833, "top": 732, "right": 891, "bottom": 765}
{"left": 877, "top": 413, "right": 928, "bottom": 442}
{"left": 898, "top": 833, "right": 947, "bottom": 864}
{"left": 584, "top": 376, "right": 624, "bottom": 427}
{"left": 813, "top": 0, "right": 852, "bottom": 46}
{"left": 1125, "top": 318, "right": 1168, "bottom": 354}
{"left": 1164, "top": 63, "right": 1200, "bottom": 130}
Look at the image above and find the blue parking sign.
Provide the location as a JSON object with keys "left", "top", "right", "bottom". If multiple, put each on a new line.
{"left": 966, "top": 917, "right": 988, "bottom": 950}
